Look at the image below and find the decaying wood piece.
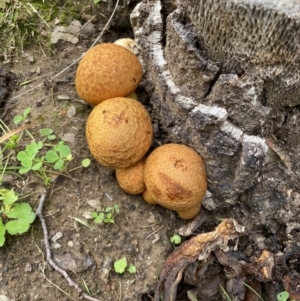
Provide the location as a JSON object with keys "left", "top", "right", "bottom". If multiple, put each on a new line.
{"left": 130, "top": 0, "right": 300, "bottom": 246}
{"left": 153, "top": 219, "right": 245, "bottom": 301}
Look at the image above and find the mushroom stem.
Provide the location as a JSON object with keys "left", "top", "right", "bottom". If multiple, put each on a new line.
{"left": 177, "top": 205, "right": 201, "bottom": 220}
{"left": 143, "top": 189, "right": 157, "bottom": 205}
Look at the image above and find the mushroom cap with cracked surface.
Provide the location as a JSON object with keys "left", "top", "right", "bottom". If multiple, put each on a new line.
{"left": 75, "top": 43, "right": 143, "bottom": 106}
{"left": 143, "top": 143, "right": 207, "bottom": 218}
{"left": 86, "top": 97, "right": 153, "bottom": 169}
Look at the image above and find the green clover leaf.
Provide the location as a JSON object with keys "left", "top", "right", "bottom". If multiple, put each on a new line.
{"left": 114, "top": 258, "right": 127, "bottom": 274}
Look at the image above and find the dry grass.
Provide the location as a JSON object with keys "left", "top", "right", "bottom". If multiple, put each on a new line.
{"left": 0, "top": 0, "right": 89, "bottom": 63}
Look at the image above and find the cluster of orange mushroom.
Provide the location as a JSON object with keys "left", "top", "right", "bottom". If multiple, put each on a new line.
{"left": 75, "top": 41, "right": 207, "bottom": 219}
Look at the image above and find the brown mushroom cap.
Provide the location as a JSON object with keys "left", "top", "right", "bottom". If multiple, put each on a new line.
{"left": 116, "top": 157, "right": 146, "bottom": 195}
{"left": 75, "top": 43, "right": 143, "bottom": 106}
{"left": 86, "top": 97, "right": 153, "bottom": 169}
{"left": 143, "top": 143, "right": 207, "bottom": 219}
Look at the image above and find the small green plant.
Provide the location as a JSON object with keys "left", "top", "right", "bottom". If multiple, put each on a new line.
{"left": 114, "top": 257, "right": 137, "bottom": 274}
{"left": 0, "top": 188, "right": 35, "bottom": 247}
{"left": 44, "top": 141, "right": 72, "bottom": 170}
{"left": 0, "top": 107, "right": 91, "bottom": 246}
{"left": 91, "top": 204, "right": 120, "bottom": 224}
{"left": 94, "top": 0, "right": 102, "bottom": 3}
{"left": 127, "top": 265, "right": 137, "bottom": 274}
{"left": 15, "top": 138, "right": 79, "bottom": 185}
{"left": 13, "top": 107, "right": 31, "bottom": 124}
{"left": 277, "top": 291, "right": 295, "bottom": 301}
{"left": 39, "top": 128, "right": 56, "bottom": 140}
{"left": 9, "top": 108, "right": 91, "bottom": 185}
{"left": 170, "top": 234, "right": 182, "bottom": 245}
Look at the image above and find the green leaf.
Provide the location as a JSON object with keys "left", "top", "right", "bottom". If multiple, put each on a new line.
{"left": 13, "top": 115, "right": 23, "bottom": 124}
{"left": 93, "top": 212, "right": 104, "bottom": 224}
{"left": 6, "top": 203, "right": 35, "bottom": 224}
{"left": 57, "top": 144, "right": 71, "bottom": 158}
{"left": 114, "top": 258, "right": 127, "bottom": 274}
{"left": 54, "top": 158, "right": 64, "bottom": 170}
{"left": 82, "top": 158, "right": 91, "bottom": 168}
{"left": 40, "top": 128, "right": 53, "bottom": 136}
{"left": 23, "top": 107, "right": 31, "bottom": 118}
{"left": 91, "top": 212, "right": 98, "bottom": 218}
{"left": 32, "top": 162, "right": 43, "bottom": 170}
{"left": 127, "top": 265, "right": 137, "bottom": 274}
{"left": 277, "top": 291, "right": 289, "bottom": 301}
{"left": 113, "top": 205, "right": 120, "bottom": 214}
{"left": 0, "top": 189, "right": 18, "bottom": 205}
{"left": 170, "top": 234, "right": 182, "bottom": 245}
{"left": 25, "top": 142, "right": 39, "bottom": 158}
{"left": 19, "top": 167, "right": 31, "bottom": 174}
{"left": 5, "top": 219, "right": 30, "bottom": 235}
{"left": 5, "top": 203, "right": 35, "bottom": 235}
{"left": 45, "top": 150, "right": 59, "bottom": 163}
{"left": 105, "top": 206, "right": 112, "bottom": 213}
{"left": 104, "top": 213, "right": 114, "bottom": 223}
{"left": 48, "top": 135, "right": 56, "bottom": 140}
{"left": 37, "top": 141, "right": 43, "bottom": 150}
{"left": 20, "top": 159, "right": 32, "bottom": 168}
{"left": 0, "top": 219, "right": 6, "bottom": 247}
{"left": 17, "top": 150, "right": 30, "bottom": 161}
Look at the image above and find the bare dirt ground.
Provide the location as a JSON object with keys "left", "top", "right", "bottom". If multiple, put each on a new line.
{"left": 0, "top": 5, "right": 186, "bottom": 301}
{"left": 1, "top": 2, "right": 300, "bottom": 301}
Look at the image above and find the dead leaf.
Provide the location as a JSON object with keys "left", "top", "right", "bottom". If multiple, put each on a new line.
{"left": 154, "top": 219, "right": 245, "bottom": 301}
{"left": 255, "top": 250, "right": 274, "bottom": 280}
{"left": 53, "top": 250, "right": 95, "bottom": 273}
{"left": 50, "top": 20, "right": 82, "bottom": 44}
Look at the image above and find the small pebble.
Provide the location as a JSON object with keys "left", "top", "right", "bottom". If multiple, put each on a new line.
{"left": 36, "top": 98, "right": 45, "bottom": 107}
{"left": 67, "top": 241, "right": 74, "bottom": 247}
{"left": 0, "top": 294, "right": 15, "bottom": 301}
{"left": 50, "top": 231, "right": 63, "bottom": 242}
{"left": 51, "top": 242, "right": 61, "bottom": 249}
{"left": 56, "top": 94, "right": 70, "bottom": 101}
{"left": 87, "top": 199, "right": 102, "bottom": 211}
{"left": 128, "top": 204, "right": 136, "bottom": 211}
{"left": 66, "top": 106, "right": 76, "bottom": 118}
{"left": 61, "top": 133, "right": 75, "bottom": 145}
{"left": 24, "top": 263, "right": 32, "bottom": 272}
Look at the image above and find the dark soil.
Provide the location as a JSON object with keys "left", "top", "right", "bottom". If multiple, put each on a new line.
{"left": 0, "top": 2, "right": 299, "bottom": 301}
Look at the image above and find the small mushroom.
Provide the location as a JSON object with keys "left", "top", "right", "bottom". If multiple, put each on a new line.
{"left": 116, "top": 157, "right": 146, "bottom": 194}
{"left": 75, "top": 43, "right": 143, "bottom": 106}
{"left": 86, "top": 97, "right": 153, "bottom": 169}
{"left": 143, "top": 143, "right": 207, "bottom": 219}
{"left": 114, "top": 38, "right": 138, "bottom": 54}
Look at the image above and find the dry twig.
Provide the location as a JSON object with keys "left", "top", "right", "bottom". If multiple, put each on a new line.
{"left": 35, "top": 193, "right": 101, "bottom": 301}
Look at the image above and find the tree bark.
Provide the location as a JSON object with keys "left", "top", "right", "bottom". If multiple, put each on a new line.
{"left": 130, "top": 0, "right": 300, "bottom": 249}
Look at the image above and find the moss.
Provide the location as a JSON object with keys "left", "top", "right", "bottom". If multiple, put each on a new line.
{"left": 0, "top": 0, "right": 90, "bottom": 60}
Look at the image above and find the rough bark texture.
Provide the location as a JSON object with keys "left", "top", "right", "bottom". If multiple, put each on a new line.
{"left": 130, "top": 0, "right": 300, "bottom": 249}
{"left": 94, "top": 0, "right": 141, "bottom": 29}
